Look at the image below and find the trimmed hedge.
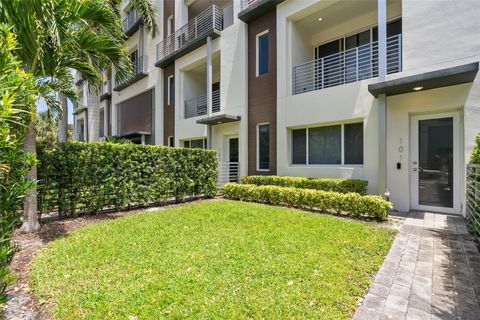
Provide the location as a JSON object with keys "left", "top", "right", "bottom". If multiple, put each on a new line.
{"left": 241, "top": 175, "right": 368, "bottom": 195}
{"left": 38, "top": 142, "right": 218, "bottom": 216}
{"left": 222, "top": 183, "right": 391, "bottom": 220}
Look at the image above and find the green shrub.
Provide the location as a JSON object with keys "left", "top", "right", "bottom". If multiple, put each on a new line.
{"left": 222, "top": 183, "right": 391, "bottom": 221}
{"left": 37, "top": 142, "right": 218, "bottom": 216}
{"left": 471, "top": 133, "right": 480, "bottom": 164}
{"left": 241, "top": 175, "right": 368, "bottom": 195}
{"left": 0, "top": 26, "right": 36, "bottom": 305}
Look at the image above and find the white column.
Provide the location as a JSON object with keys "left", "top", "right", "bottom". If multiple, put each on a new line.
{"left": 206, "top": 35, "right": 213, "bottom": 149}
{"left": 378, "top": 93, "right": 387, "bottom": 194}
{"left": 378, "top": 0, "right": 387, "bottom": 81}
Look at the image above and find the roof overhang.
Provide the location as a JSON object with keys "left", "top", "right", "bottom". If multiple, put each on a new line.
{"left": 238, "top": 0, "right": 285, "bottom": 23}
{"left": 368, "top": 62, "right": 479, "bottom": 98}
{"left": 196, "top": 114, "right": 241, "bottom": 125}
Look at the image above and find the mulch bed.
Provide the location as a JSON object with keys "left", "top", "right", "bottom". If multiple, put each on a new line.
{"left": 2, "top": 199, "right": 209, "bottom": 320}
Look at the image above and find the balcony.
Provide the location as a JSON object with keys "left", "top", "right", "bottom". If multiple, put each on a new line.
{"left": 100, "top": 80, "right": 111, "bottom": 101}
{"left": 123, "top": 9, "right": 142, "bottom": 36}
{"left": 238, "top": 0, "right": 285, "bottom": 23}
{"left": 113, "top": 55, "right": 148, "bottom": 91}
{"left": 155, "top": 5, "right": 223, "bottom": 68}
{"left": 184, "top": 89, "right": 220, "bottom": 119}
{"left": 293, "top": 34, "right": 402, "bottom": 95}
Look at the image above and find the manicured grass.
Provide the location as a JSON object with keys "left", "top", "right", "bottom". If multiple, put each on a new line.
{"left": 30, "top": 200, "right": 396, "bottom": 319}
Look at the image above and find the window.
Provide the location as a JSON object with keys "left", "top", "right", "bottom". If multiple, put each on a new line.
{"left": 129, "top": 50, "right": 138, "bottom": 74}
{"left": 256, "top": 31, "right": 269, "bottom": 76}
{"left": 257, "top": 123, "right": 270, "bottom": 170}
{"left": 183, "top": 138, "right": 207, "bottom": 149}
{"left": 344, "top": 122, "right": 364, "bottom": 164}
{"left": 167, "top": 15, "right": 173, "bottom": 36}
{"left": 167, "top": 75, "right": 174, "bottom": 106}
{"left": 168, "top": 136, "right": 174, "bottom": 147}
{"left": 292, "top": 122, "right": 363, "bottom": 165}
{"left": 99, "top": 108, "right": 105, "bottom": 138}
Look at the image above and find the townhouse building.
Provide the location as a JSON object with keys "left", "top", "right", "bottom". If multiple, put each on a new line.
{"left": 74, "top": 0, "right": 480, "bottom": 216}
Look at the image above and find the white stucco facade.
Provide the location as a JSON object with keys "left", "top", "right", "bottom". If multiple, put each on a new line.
{"left": 276, "top": 0, "right": 480, "bottom": 215}
{"left": 75, "top": 0, "right": 480, "bottom": 215}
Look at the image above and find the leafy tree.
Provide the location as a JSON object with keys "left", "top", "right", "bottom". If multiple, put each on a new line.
{"left": 0, "top": 0, "right": 158, "bottom": 231}
{"left": 0, "top": 24, "right": 36, "bottom": 304}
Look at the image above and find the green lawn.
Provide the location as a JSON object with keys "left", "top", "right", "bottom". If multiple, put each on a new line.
{"left": 30, "top": 200, "right": 395, "bottom": 319}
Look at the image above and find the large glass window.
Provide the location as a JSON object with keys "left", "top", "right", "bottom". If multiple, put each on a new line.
{"left": 257, "top": 123, "right": 269, "bottom": 170}
{"left": 167, "top": 75, "right": 174, "bottom": 106}
{"left": 257, "top": 31, "right": 269, "bottom": 76}
{"left": 308, "top": 125, "right": 342, "bottom": 164}
{"left": 292, "top": 122, "right": 364, "bottom": 165}
{"left": 344, "top": 122, "right": 364, "bottom": 164}
{"left": 183, "top": 138, "right": 207, "bottom": 149}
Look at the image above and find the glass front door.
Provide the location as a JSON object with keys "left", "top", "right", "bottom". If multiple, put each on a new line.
{"left": 410, "top": 112, "right": 460, "bottom": 214}
{"left": 228, "top": 138, "right": 239, "bottom": 182}
{"left": 418, "top": 118, "right": 454, "bottom": 208}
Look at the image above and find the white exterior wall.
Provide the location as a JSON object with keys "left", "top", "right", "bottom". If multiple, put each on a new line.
{"left": 173, "top": 1, "right": 248, "bottom": 176}
{"left": 277, "top": 0, "right": 480, "bottom": 214}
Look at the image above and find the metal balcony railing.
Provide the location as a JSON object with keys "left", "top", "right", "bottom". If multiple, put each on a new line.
{"left": 218, "top": 162, "right": 239, "bottom": 185}
{"left": 156, "top": 5, "right": 223, "bottom": 64}
{"left": 184, "top": 89, "right": 220, "bottom": 119}
{"left": 123, "top": 9, "right": 139, "bottom": 32}
{"left": 240, "top": 0, "right": 261, "bottom": 10}
{"left": 293, "top": 34, "right": 402, "bottom": 95}
{"left": 115, "top": 55, "right": 147, "bottom": 87}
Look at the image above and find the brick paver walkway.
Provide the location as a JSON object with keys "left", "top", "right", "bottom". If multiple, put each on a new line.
{"left": 354, "top": 211, "right": 480, "bottom": 320}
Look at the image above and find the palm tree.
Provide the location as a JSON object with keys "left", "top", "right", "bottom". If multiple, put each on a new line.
{"left": 0, "top": 0, "right": 157, "bottom": 232}
{"left": 57, "top": 0, "right": 158, "bottom": 142}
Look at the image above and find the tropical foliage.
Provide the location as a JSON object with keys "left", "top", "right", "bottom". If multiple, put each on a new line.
{"left": 0, "top": 25, "right": 36, "bottom": 305}
{"left": 0, "top": 0, "right": 158, "bottom": 231}
{"left": 38, "top": 142, "right": 218, "bottom": 216}
{"left": 471, "top": 133, "right": 480, "bottom": 164}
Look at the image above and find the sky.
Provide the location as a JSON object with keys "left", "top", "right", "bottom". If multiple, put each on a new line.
{"left": 36, "top": 98, "right": 74, "bottom": 124}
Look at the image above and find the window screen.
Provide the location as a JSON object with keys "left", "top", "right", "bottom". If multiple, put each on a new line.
{"left": 344, "top": 123, "right": 364, "bottom": 164}
{"left": 258, "top": 33, "right": 269, "bottom": 75}
{"left": 308, "top": 125, "right": 342, "bottom": 164}
{"left": 258, "top": 124, "right": 269, "bottom": 170}
{"left": 292, "top": 129, "right": 307, "bottom": 164}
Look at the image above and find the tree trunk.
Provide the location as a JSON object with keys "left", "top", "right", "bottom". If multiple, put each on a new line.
{"left": 58, "top": 93, "right": 68, "bottom": 143}
{"left": 19, "top": 121, "right": 41, "bottom": 233}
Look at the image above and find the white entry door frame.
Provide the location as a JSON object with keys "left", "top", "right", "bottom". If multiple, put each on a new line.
{"left": 410, "top": 111, "right": 462, "bottom": 214}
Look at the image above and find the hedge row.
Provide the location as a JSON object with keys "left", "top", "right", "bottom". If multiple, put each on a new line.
{"left": 241, "top": 175, "right": 368, "bottom": 195}
{"left": 38, "top": 142, "right": 218, "bottom": 216}
{"left": 222, "top": 183, "right": 391, "bottom": 220}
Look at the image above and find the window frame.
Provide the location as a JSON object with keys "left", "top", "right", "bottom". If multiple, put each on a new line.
{"left": 256, "top": 122, "right": 270, "bottom": 171}
{"left": 290, "top": 121, "right": 364, "bottom": 167}
{"left": 167, "top": 75, "right": 174, "bottom": 106}
{"left": 256, "top": 30, "right": 269, "bottom": 77}
{"left": 312, "top": 17, "right": 402, "bottom": 58}
{"left": 183, "top": 138, "right": 207, "bottom": 149}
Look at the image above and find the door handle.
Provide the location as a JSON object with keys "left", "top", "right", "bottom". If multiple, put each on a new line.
{"left": 418, "top": 167, "right": 424, "bottom": 172}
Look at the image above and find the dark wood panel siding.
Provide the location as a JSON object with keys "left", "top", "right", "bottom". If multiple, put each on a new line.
{"left": 162, "top": 0, "right": 175, "bottom": 146}
{"left": 247, "top": 9, "right": 277, "bottom": 175}
{"left": 163, "top": 64, "right": 175, "bottom": 145}
{"left": 163, "top": 0, "right": 175, "bottom": 39}
{"left": 119, "top": 89, "right": 153, "bottom": 136}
